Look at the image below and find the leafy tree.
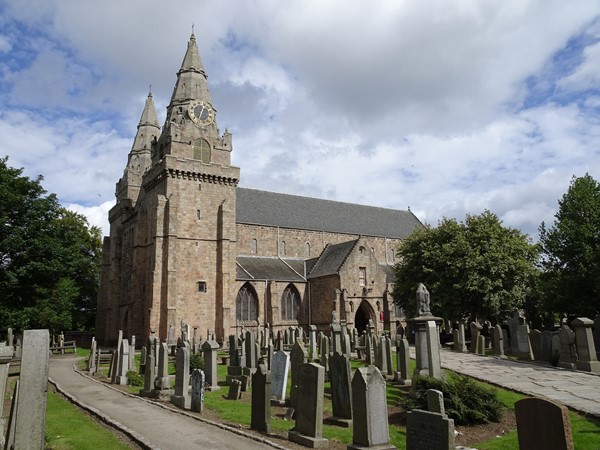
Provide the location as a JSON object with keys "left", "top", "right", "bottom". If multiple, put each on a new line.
{"left": 0, "top": 157, "right": 102, "bottom": 333}
{"left": 539, "top": 174, "right": 600, "bottom": 318}
{"left": 393, "top": 210, "right": 539, "bottom": 322}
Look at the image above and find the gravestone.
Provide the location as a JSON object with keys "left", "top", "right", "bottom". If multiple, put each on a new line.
{"left": 309, "top": 325, "right": 318, "bottom": 361}
{"left": 539, "top": 330, "right": 554, "bottom": 363}
{"left": 571, "top": 317, "right": 600, "bottom": 373}
{"left": 426, "top": 321, "right": 442, "bottom": 379}
{"left": 203, "top": 339, "right": 221, "bottom": 390}
{"left": 558, "top": 325, "right": 577, "bottom": 369}
{"left": 516, "top": 324, "right": 534, "bottom": 360}
{"left": 349, "top": 366, "right": 395, "bottom": 450}
{"left": 88, "top": 338, "right": 97, "bottom": 374}
{"left": 191, "top": 369, "right": 205, "bottom": 413}
{"left": 326, "top": 351, "right": 352, "bottom": 427}
{"left": 320, "top": 335, "right": 330, "bottom": 378}
{"left": 406, "top": 389, "right": 455, "bottom": 450}
{"left": 139, "top": 346, "right": 147, "bottom": 375}
{"left": 331, "top": 323, "right": 342, "bottom": 354}
{"left": 140, "top": 348, "right": 156, "bottom": 397}
{"left": 456, "top": 323, "right": 467, "bottom": 352}
{"left": 6, "top": 328, "right": 13, "bottom": 348}
{"left": 493, "top": 325, "right": 505, "bottom": 357}
{"left": 170, "top": 346, "right": 191, "bottom": 409}
{"left": 395, "top": 338, "right": 411, "bottom": 386}
{"left": 227, "top": 335, "right": 242, "bottom": 385}
{"left": 515, "top": 397, "right": 574, "bottom": 450}
{"left": 116, "top": 339, "right": 130, "bottom": 385}
{"left": 129, "top": 335, "right": 136, "bottom": 371}
{"left": 228, "top": 379, "right": 242, "bottom": 400}
{"left": 270, "top": 351, "right": 290, "bottom": 405}
{"left": 245, "top": 330, "right": 256, "bottom": 371}
{"left": 469, "top": 322, "right": 482, "bottom": 354}
{"left": 477, "top": 334, "right": 486, "bottom": 356}
{"left": 288, "top": 363, "right": 328, "bottom": 448}
{"left": 290, "top": 340, "right": 308, "bottom": 409}
{"left": 153, "top": 342, "right": 173, "bottom": 398}
{"left": 507, "top": 310, "right": 524, "bottom": 354}
{"left": 13, "top": 329, "right": 50, "bottom": 450}
{"left": 529, "top": 329, "right": 542, "bottom": 360}
{"left": 251, "top": 360, "right": 271, "bottom": 434}
{"left": 0, "top": 342, "right": 13, "bottom": 442}
{"left": 365, "top": 331, "right": 374, "bottom": 365}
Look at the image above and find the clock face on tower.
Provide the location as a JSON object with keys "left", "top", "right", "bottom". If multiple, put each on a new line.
{"left": 188, "top": 100, "right": 215, "bottom": 126}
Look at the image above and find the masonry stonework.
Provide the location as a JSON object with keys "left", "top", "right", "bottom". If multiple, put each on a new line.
{"left": 96, "top": 35, "right": 424, "bottom": 345}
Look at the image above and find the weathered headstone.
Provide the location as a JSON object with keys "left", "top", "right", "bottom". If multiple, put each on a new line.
{"left": 191, "top": 369, "right": 205, "bottom": 413}
{"left": 228, "top": 378, "right": 242, "bottom": 400}
{"left": 288, "top": 363, "right": 328, "bottom": 448}
{"left": 326, "top": 351, "right": 353, "bottom": 427}
{"left": 251, "top": 360, "right": 271, "bottom": 433}
{"left": 426, "top": 321, "right": 442, "bottom": 379}
{"left": 349, "top": 366, "right": 394, "bottom": 450}
{"left": 116, "top": 339, "right": 130, "bottom": 385}
{"left": 129, "top": 335, "right": 136, "bottom": 371}
{"left": 395, "top": 338, "right": 411, "bottom": 386}
{"left": 88, "top": 338, "right": 97, "bottom": 374}
{"left": 270, "top": 351, "right": 290, "bottom": 405}
{"left": 170, "top": 346, "right": 191, "bottom": 409}
{"left": 245, "top": 330, "right": 256, "bottom": 370}
{"left": 139, "top": 346, "right": 147, "bottom": 375}
{"left": 539, "top": 330, "right": 554, "bottom": 363}
{"left": 456, "top": 323, "right": 467, "bottom": 352}
{"left": 507, "top": 310, "right": 524, "bottom": 354}
{"left": 309, "top": 325, "right": 318, "bottom": 361}
{"left": 13, "top": 329, "right": 50, "bottom": 450}
{"left": 202, "top": 339, "right": 221, "bottom": 390}
{"left": 140, "top": 347, "right": 156, "bottom": 397}
{"left": 469, "top": 322, "right": 482, "bottom": 354}
{"left": 515, "top": 397, "right": 574, "bottom": 450}
{"left": 406, "top": 389, "right": 455, "bottom": 450}
{"left": 493, "top": 325, "right": 505, "bottom": 358}
{"left": 109, "top": 329, "right": 123, "bottom": 382}
{"left": 516, "top": 324, "right": 534, "bottom": 360}
{"left": 558, "top": 325, "right": 577, "bottom": 369}
{"left": 529, "top": 329, "right": 542, "bottom": 361}
{"left": 290, "top": 340, "right": 308, "bottom": 409}
{"left": 571, "top": 317, "right": 600, "bottom": 373}
{"left": 153, "top": 342, "right": 173, "bottom": 397}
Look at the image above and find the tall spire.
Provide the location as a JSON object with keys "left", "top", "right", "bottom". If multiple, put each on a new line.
{"left": 169, "top": 33, "right": 213, "bottom": 106}
{"left": 127, "top": 91, "right": 160, "bottom": 173}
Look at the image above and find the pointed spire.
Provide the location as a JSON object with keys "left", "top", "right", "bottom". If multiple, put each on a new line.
{"left": 138, "top": 91, "right": 160, "bottom": 129}
{"left": 179, "top": 33, "right": 206, "bottom": 75}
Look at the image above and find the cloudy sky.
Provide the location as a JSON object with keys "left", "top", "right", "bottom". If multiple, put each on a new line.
{"left": 1, "top": 1, "right": 599, "bottom": 241}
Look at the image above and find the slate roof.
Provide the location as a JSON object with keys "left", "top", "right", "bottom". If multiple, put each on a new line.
{"left": 236, "top": 188, "right": 423, "bottom": 239}
{"left": 236, "top": 256, "right": 306, "bottom": 282}
{"left": 307, "top": 240, "right": 358, "bottom": 279}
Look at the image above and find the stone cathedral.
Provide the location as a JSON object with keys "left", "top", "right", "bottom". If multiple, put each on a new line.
{"left": 95, "top": 34, "right": 424, "bottom": 345}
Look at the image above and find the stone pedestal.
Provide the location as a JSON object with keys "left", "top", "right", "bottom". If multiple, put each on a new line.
{"left": 572, "top": 318, "right": 600, "bottom": 373}
{"left": 408, "top": 315, "right": 443, "bottom": 378}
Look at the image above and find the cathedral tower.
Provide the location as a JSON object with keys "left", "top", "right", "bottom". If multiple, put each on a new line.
{"left": 98, "top": 34, "right": 240, "bottom": 343}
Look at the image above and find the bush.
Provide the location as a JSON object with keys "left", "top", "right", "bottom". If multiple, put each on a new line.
{"left": 402, "top": 373, "right": 504, "bottom": 425}
{"left": 126, "top": 370, "right": 144, "bottom": 387}
{"left": 190, "top": 352, "right": 204, "bottom": 371}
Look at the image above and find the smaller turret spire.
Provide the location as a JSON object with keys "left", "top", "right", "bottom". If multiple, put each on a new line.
{"left": 138, "top": 90, "right": 160, "bottom": 129}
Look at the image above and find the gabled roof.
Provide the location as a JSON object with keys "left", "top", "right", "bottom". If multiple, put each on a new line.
{"left": 236, "top": 256, "right": 306, "bottom": 282}
{"left": 307, "top": 240, "right": 358, "bottom": 279}
{"left": 236, "top": 188, "right": 423, "bottom": 239}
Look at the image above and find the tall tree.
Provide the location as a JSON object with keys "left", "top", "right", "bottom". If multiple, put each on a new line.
{"left": 539, "top": 174, "right": 600, "bottom": 318}
{"left": 0, "top": 157, "right": 102, "bottom": 332}
{"left": 393, "top": 211, "right": 539, "bottom": 322}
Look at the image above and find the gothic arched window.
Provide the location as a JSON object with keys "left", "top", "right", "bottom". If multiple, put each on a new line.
{"left": 236, "top": 283, "right": 258, "bottom": 322}
{"left": 193, "top": 138, "right": 211, "bottom": 163}
{"left": 251, "top": 239, "right": 258, "bottom": 255}
{"left": 281, "top": 284, "right": 300, "bottom": 321}
{"left": 279, "top": 240, "right": 286, "bottom": 256}
{"left": 305, "top": 241, "right": 311, "bottom": 257}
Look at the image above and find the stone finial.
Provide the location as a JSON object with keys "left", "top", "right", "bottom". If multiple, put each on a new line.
{"left": 416, "top": 283, "right": 431, "bottom": 316}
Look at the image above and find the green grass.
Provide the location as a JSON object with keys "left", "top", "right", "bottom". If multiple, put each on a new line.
{"left": 45, "top": 391, "right": 131, "bottom": 450}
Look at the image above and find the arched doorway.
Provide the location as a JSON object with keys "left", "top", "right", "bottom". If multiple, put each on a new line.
{"left": 354, "top": 301, "right": 375, "bottom": 334}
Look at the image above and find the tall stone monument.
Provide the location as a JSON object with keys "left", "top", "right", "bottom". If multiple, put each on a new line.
{"left": 408, "top": 284, "right": 443, "bottom": 378}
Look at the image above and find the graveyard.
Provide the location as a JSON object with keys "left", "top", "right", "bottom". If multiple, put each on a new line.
{"left": 60, "top": 305, "right": 600, "bottom": 450}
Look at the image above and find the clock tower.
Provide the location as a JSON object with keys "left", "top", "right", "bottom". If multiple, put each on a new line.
{"left": 98, "top": 33, "right": 240, "bottom": 343}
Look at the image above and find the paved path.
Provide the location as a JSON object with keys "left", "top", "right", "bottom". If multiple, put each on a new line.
{"left": 48, "top": 357, "right": 284, "bottom": 450}
{"left": 435, "top": 349, "right": 600, "bottom": 417}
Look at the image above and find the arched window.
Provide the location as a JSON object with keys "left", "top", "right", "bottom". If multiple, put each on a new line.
{"left": 236, "top": 283, "right": 258, "bottom": 322}
{"left": 279, "top": 240, "right": 286, "bottom": 256}
{"left": 251, "top": 239, "right": 258, "bottom": 255}
{"left": 305, "top": 241, "right": 311, "bottom": 257}
{"left": 281, "top": 284, "right": 300, "bottom": 321}
{"left": 193, "top": 138, "right": 211, "bottom": 163}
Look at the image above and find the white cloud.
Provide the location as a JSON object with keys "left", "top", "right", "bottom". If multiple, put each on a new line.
{"left": 1, "top": 1, "right": 600, "bottom": 242}
{"left": 66, "top": 201, "right": 115, "bottom": 236}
